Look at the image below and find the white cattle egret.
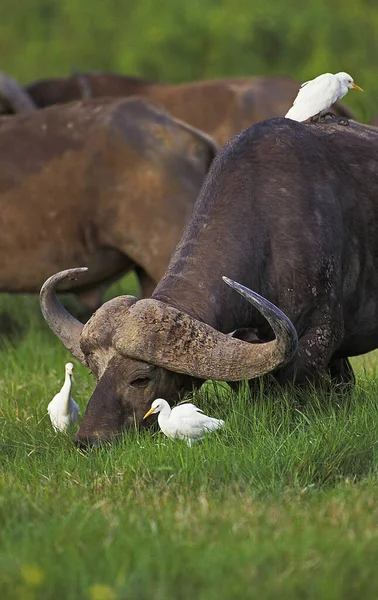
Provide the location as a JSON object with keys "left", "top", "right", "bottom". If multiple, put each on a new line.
{"left": 285, "top": 72, "right": 363, "bottom": 122}
{"left": 48, "top": 362, "right": 80, "bottom": 432}
{"left": 143, "top": 399, "right": 224, "bottom": 447}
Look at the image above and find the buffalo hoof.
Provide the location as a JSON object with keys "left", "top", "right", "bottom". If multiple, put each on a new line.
{"left": 74, "top": 432, "right": 121, "bottom": 449}
{"left": 74, "top": 434, "right": 100, "bottom": 450}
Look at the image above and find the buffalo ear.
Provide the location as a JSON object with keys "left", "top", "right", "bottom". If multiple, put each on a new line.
{"left": 230, "top": 327, "right": 266, "bottom": 344}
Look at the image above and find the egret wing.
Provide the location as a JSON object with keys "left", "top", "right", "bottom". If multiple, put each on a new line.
{"left": 173, "top": 405, "right": 205, "bottom": 432}
{"left": 171, "top": 403, "right": 202, "bottom": 417}
{"left": 286, "top": 73, "right": 339, "bottom": 121}
{"left": 171, "top": 404, "right": 223, "bottom": 438}
{"left": 47, "top": 392, "right": 62, "bottom": 416}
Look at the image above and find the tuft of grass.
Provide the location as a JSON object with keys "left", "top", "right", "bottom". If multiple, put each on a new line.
{"left": 1, "top": 283, "right": 378, "bottom": 598}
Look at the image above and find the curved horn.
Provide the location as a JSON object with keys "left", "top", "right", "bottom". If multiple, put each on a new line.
{"left": 40, "top": 268, "right": 88, "bottom": 364}
{"left": 222, "top": 277, "right": 298, "bottom": 361}
{"left": 0, "top": 72, "right": 37, "bottom": 113}
{"left": 114, "top": 278, "right": 298, "bottom": 381}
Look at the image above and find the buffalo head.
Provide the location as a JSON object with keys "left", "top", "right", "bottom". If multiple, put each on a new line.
{"left": 40, "top": 268, "right": 297, "bottom": 446}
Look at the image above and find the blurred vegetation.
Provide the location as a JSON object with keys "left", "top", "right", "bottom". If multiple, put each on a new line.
{"left": 0, "top": 0, "right": 377, "bottom": 121}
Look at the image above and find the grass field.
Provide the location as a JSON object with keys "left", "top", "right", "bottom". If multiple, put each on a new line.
{"left": 1, "top": 275, "right": 378, "bottom": 599}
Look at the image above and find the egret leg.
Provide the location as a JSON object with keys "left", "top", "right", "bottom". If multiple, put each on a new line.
{"left": 312, "top": 112, "right": 336, "bottom": 123}
{"left": 336, "top": 117, "right": 350, "bottom": 127}
{"left": 313, "top": 112, "right": 349, "bottom": 127}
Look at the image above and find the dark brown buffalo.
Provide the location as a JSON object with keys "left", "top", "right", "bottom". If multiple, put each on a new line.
{"left": 8, "top": 72, "right": 355, "bottom": 146}
{"left": 0, "top": 97, "right": 216, "bottom": 311}
{"left": 40, "top": 118, "right": 378, "bottom": 446}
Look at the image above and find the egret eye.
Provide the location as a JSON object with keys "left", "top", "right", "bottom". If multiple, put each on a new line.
{"left": 130, "top": 376, "right": 151, "bottom": 388}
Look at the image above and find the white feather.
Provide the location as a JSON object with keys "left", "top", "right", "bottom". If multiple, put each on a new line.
{"left": 285, "top": 72, "right": 361, "bottom": 122}
{"left": 48, "top": 362, "right": 80, "bottom": 432}
{"left": 144, "top": 399, "right": 224, "bottom": 447}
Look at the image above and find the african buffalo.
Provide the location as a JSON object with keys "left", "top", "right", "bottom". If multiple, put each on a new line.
{"left": 40, "top": 117, "right": 378, "bottom": 446}
{"left": 5, "top": 72, "right": 355, "bottom": 146}
{"left": 0, "top": 97, "right": 216, "bottom": 312}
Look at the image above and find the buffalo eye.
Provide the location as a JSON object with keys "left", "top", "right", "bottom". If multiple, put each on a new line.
{"left": 130, "top": 376, "right": 151, "bottom": 388}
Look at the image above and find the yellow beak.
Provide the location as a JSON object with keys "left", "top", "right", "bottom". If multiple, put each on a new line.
{"left": 143, "top": 407, "right": 157, "bottom": 420}
{"left": 352, "top": 83, "right": 363, "bottom": 92}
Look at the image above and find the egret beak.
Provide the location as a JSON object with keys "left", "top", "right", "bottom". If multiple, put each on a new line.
{"left": 143, "top": 407, "right": 157, "bottom": 420}
{"left": 352, "top": 83, "right": 363, "bottom": 92}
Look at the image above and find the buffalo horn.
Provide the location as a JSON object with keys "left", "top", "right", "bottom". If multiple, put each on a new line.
{"left": 0, "top": 72, "right": 37, "bottom": 113}
{"left": 71, "top": 67, "right": 92, "bottom": 99}
{"left": 115, "top": 277, "right": 298, "bottom": 381}
{"left": 40, "top": 268, "right": 88, "bottom": 364}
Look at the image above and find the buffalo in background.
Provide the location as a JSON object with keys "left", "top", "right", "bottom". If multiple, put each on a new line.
{"left": 0, "top": 71, "right": 355, "bottom": 146}
{"left": 0, "top": 96, "right": 216, "bottom": 314}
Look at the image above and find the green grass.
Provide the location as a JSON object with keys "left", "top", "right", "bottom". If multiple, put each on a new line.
{"left": 1, "top": 278, "right": 378, "bottom": 599}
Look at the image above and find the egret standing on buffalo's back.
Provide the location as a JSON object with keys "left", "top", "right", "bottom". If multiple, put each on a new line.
{"left": 285, "top": 72, "right": 363, "bottom": 122}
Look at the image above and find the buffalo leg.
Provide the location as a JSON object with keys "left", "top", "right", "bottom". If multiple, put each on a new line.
{"left": 231, "top": 311, "right": 350, "bottom": 393}
{"left": 77, "top": 286, "right": 106, "bottom": 317}
{"left": 0, "top": 311, "right": 23, "bottom": 344}
{"left": 135, "top": 267, "right": 157, "bottom": 298}
{"left": 329, "top": 357, "right": 355, "bottom": 387}
{"left": 275, "top": 313, "right": 345, "bottom": 388}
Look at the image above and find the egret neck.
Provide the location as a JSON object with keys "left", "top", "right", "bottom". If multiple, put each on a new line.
{"left": 60, "top": 369, "right": 73, "bottom": 416}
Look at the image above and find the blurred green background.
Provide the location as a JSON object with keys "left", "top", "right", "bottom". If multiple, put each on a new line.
{"left": 1, "top": 0, "right": 377, "bottom": 121}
